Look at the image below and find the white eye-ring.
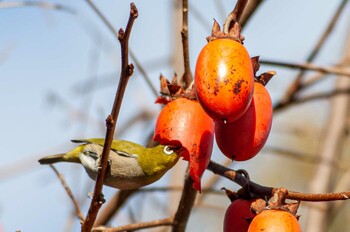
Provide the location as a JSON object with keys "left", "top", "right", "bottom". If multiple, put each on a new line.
{"left": 163, "top": 146, "right": 174, "bottom": 155}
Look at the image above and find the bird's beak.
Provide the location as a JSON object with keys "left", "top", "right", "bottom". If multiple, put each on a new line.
{"left": 171, "top": 146, "right": 185, "bottom": 155}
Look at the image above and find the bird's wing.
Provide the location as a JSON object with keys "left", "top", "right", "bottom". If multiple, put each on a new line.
{"left": 115, "top": 150, "right": 138, "bottom": 159}
{"left": 71, "top": 138, "right": 105, "bottom": 145}
{"left": 71, "top": 138, "right": 140, "bottom": 159}
{"left": 71, "top": 139, "right": 145, "bottom": 154}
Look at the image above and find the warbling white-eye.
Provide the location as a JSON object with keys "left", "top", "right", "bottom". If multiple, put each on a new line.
{"left": 38, "top": 139, "right": 180, "bottom": 189}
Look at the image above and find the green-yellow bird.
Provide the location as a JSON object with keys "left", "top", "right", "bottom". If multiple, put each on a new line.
{"left": 38, "top": 139, "right": 180, "bottom": 190}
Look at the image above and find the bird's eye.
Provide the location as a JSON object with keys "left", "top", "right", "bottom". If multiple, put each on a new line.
{"left": 163, "top": 146, "right": 174, "bottom": 155}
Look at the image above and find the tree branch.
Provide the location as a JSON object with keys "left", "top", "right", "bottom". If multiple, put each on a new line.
{"left": 85, "top": 0, "right": 156, "bottom": 98}
{"left": 240, "top": 0, "right": 263, "bottom": 27}
{"left": 287, "top": 191, "right": 350, "bottom": 202}
{"left": 0, "top": 1, "right": 75, "bottom": 14}
{"left": 207, "top": 160, "right": 273, "bottom": 197}
{"left": 181, "top": 0, "right": 192, "bottom": 89}
{"left": 207, "top": 160, "right": 350, "bottom": 202}
{"left": 223, "top": 0, "right": 248, "bottom": 33}
{"left": 274, "top": 0, "right": 349, "bottom": 108}
{"left": 49, "top": 165, "right": 85, "bottom": 222}
{"left": 92, "top": 217, "right": 174, "bottom": 232}
{"left": 260, "top": 59, "right": 350, "bottom": 77}
{"left": 81, "top": 3, "right": 138, "bottom": 231}
{"left": 172, "top": 167, "right": 197, "bottom": 232}
{"left": 274, "top": 88, "right": 350, "bottom": 112}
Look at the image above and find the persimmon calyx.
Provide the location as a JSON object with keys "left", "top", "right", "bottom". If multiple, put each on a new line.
{"left": 206, "top": 19, "right": 244, "bottom": 43}
{"left": 157, "top": 74, "right": 196, "bottom": 104}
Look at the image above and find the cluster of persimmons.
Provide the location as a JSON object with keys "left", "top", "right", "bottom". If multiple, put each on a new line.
{"left": 153, "top": 18, "right": 301, "bottom": 231}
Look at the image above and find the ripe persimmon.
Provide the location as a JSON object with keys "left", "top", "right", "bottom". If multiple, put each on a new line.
{"left": 153, "top": 98, "right": 214, "bottom": 191}
{"left": 248, "top": 209, "right": 301, "bottom": 232}
{"left": 224, "top": 199, "right": 256, "bottom": 232}
{"left": 194, "top": 38, "right": 254, "bottom": 123}
{"left": 215, "top": 81, "right": 272, "bottom": 161}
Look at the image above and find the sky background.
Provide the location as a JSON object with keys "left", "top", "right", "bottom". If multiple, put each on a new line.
{"left": 1, "top": 0, "right": 350, "bottom": 231}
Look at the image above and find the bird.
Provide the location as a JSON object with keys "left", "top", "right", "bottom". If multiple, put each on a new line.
{"left": 38, "top": 139, "right": 180, "bottom": 190}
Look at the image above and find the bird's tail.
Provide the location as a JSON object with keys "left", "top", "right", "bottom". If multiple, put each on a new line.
{"left": 38, "top": 145, "right": 83, "bottom": 164}
{"left": 38, "top": 154, "right": 68, "bottom": 164}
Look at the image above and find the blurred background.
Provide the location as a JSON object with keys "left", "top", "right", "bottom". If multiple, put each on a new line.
{"left": 1, "top": 0, "right": 350, "bottom": 231}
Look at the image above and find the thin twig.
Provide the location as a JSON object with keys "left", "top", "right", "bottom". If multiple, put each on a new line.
{"left": 81, "top": 4, "right": 138, "bottom": 231}
{"left": 92, "top": 217, "right": 174, "bottom": 232}
{"left": 129, "top": 50, "right": 158, "bottom": 97}
{"left": 181, "top": 0, "right": 192, "bottom": 89}
{"left": 275, "top": 0, "right": 349, "bottom": 108}
{"left": 49, "top": 165, "right": 85, "bottom": 222}
{"left": 260, "top": 59, "right": 350, "bottom": 77}
{"left": 287, "top": 191, "right": 350, "bottom": 202}
{"left": 299, "top": 72, "right": 327, "bottom": 90}
{"left": 274, "top": 88, "right": 350, "bottom": 112}
{"left": 265, "top": 146, "right": 350, "bottom": 171}
{"left": 0, "top": 1, "right": 75, "bottom": 13}
{"left": 85, "top": 0, "right": 157, "bottom": 98}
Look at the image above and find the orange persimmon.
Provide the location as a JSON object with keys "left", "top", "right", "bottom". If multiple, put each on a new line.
{"left": 215, "top": 81, "right": 272, "bottom": 161}
{"left": 248, "top": 210, "right": 301, "bottom": 232}
{"left": 153, "top": 98, "right": 214, "bottom": 191}
{"left": 194, "top": 38, "right": 254, "bottom": 123}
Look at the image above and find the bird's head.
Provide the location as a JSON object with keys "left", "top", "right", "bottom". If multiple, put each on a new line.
{"left": 137, "top": 145, "right": 182, "bottom": 176}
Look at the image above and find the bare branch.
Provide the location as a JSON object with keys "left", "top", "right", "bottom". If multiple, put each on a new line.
{"left": 0, "top": 1, "right": 75, "bottom": 14}
{"left": 260, "top": 59, "right": 350, "bottom": 77}
{"left": 129, "top": 50, "right": 158, "bottom": 97}
{"left": 223, "top": 0, "right": 248, "bottom": 33}
{"left": 265, "top": 146, "right": 350, "bottom": 171}
{"left": 181, "top": 0, "right": 192, "bottom": 89}
{"left": 274, "top": 88, "right": 350, "bottom": 112}
{"left": 207, "top": 160, "right": 273, "bottom": 197}
{"left": 82, "top": 3, "right": 138, "bottom": 231}
{"left": 85, "top": 0, "right": 157, "bottom": 98}
{"left": 288, "top": 191, "right": 350, "bottom": 202}
{"left": 207, "top": 160, "right": 350, "bottom": 202}
{"left": 275, "top": 0, "right": 349, "bottom": 107}
{"left": 92, "top": 217, "right": 174, "bottom": 232}
{"left": 49, "top": 165, "right": 85, "bottom": 222}
{"left": 172, "top": 167, "right": 197, "bottom": 232}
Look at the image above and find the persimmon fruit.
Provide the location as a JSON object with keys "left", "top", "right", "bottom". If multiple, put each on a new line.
{"left": 248, "top": 209, "right": 301, "bottom": 232}
{"left": 153, "top": 98, "right": 214, "bottom": 191}
{"left": 194, "top": 38, "right": 254, "bottom": 123}
{"left": 215, "top": 81, "right": 272, "bottom": 161}
{"left": 224, "top": 199, "right": 255, "bottom": 232}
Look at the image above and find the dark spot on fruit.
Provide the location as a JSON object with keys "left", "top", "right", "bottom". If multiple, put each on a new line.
{"left": 233, "top": 79, "right": 244, "bottom": 94}
{"left": 214, "top": 77, "right": 220, "bottom": 96}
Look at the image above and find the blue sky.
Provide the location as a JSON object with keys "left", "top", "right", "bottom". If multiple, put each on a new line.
{"left": 0, "top": 0, "right": 349, "bottom": 231}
